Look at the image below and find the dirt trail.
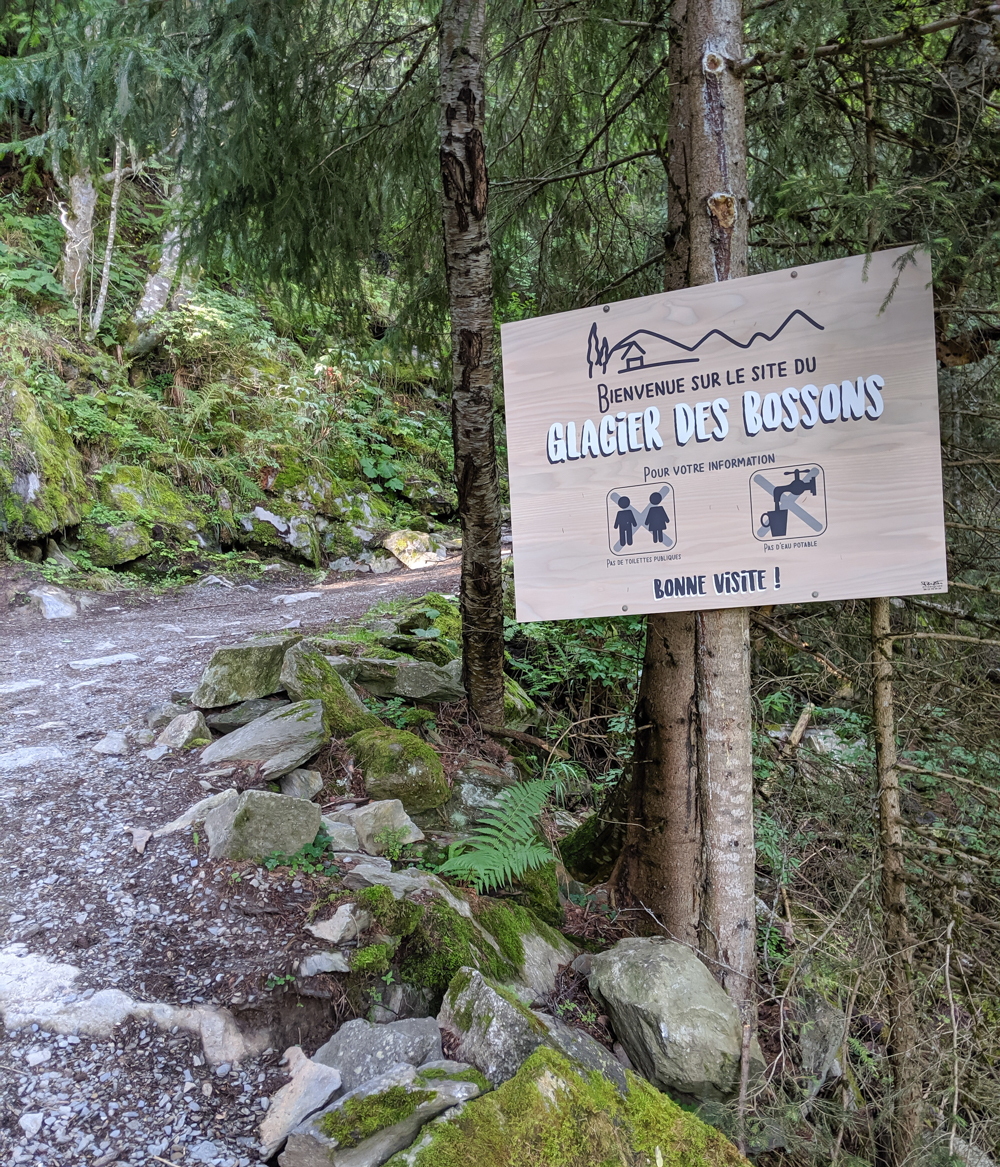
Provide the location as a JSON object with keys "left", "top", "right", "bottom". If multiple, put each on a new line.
{"left": 0, "top": 558, "right": 461, "bottom": 1166}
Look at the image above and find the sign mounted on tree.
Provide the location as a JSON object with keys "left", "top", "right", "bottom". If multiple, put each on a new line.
{"left": 501, "top": 247, "right": 946, "bottom": 621}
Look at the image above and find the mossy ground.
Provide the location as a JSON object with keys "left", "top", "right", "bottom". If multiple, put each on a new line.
{"left": 386, "top": 1048, "right": 746, "bottom": 1167}
{"left": 511, "top": 862, "right": 564, "bottom": 928}
{"left": 398, "top": 899, "right": 517, "bottom": 994}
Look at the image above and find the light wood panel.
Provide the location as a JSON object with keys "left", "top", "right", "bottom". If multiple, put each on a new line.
{"left": 500, "top": 248, "right": 946, "bottom": 621}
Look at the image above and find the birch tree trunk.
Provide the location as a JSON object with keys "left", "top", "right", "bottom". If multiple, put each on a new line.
{"left": 669, "top": 0, "right": 756, "bottom": 1013}
{"left": 438, "top": 0, "right": 505, "bottom": 726}
{"left": 871, "top": 596, "right": 921, "bottom": 1165}
{"left": 89, "top": 141, "right": 124, "bottom": 338}
{"left": 59, "top": 170, "right": 97, "bottom": 322}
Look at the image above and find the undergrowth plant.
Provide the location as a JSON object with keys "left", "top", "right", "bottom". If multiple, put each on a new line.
{"left": 436, "top": 779, "right": 554, "bottom": 894}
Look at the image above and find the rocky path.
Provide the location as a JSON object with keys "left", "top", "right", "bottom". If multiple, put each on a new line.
{"left": 0, "top": 559, "right": 461, "bottom": 1167}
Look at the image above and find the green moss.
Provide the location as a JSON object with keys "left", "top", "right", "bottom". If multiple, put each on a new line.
{"left": 512, "top": 861, "right": 564, "bottom": 928}
{"left": 318, "top": 1085, "right": 435, "bottom": 1148}
{"left": 557, "top": 813, "right": 607, "bottom": 883}
{"left": 346, "top": 728, "right": 448, "bottom": 812}
{"left": 95, "top": 463, "right": 207, "bottom": 536}
{"left": 400, "top": 901, "right": 516, "bottom": 993}
{"left": 282, "top": 641, "right": 382, "bottom": 735}
{"left": 349, "top": 943, "right": 393, "bottom": 976}
{"left": 379, "top": 633, "right": 456, "bottom": 666}
{"left": 503, "top": 675, "right": 537, "bottom": 731}
{"left": 78, "top": 518, "right": 154, "bottom": 566}
{"left": 385, "top": 1048, "right": 746, "bottom": 1167}
{"left": 355, "top": 884, "right": 425, "bottom": 937}
{"left": 473, "top": 901, "right": 529, "bottom": 970}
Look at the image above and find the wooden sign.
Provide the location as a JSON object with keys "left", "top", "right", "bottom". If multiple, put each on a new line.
{"left": 500, "top": 247, "right": 947, "bottom": 621}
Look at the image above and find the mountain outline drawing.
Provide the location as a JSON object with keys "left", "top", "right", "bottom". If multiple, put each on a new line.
{"left": 586, "top": 309, "right": 826, "bottom": 378}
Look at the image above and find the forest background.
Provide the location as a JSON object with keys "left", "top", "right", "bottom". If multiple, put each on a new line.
{"left": 1, "top": 0, "right": 1000, "bottom": 1164}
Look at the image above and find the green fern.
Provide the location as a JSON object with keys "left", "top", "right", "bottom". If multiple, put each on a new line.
{"left": 436, "top": 779, "right": 554, "bottom": 894}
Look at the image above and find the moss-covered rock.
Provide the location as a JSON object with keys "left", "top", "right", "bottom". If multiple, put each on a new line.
{"left": 379, "top": 633, "right": 456, "bottom": 667}
{"left": 95, "top": 463, "right": 208, "bottom": 540}
{"left": 279, "top": 640, "right": 382, "bottom": 735}
{"left": 396, "top": 592, "right": 462, "bottom": 642}
{"left": 558, "top": 812, "right": 612, "bottom": 883}
{"left": 78, "top": 518, "right": 154, "bottom": 566}
{"left": 511, "top": 861, "right": 564, "bottom": 928}
{"left": 346, "top": 728, "right": 449, "bottom": 812}
{"left": 192, "top": 635, "right": 299, "bottom": 708}
{"left": 387, "top": 1047, "right": 746, "bottom": 1167}
{"left": 398, "top": 899, "right": 518, "bottom": 994}
{"left": 503, "top": 675, "right": 537, "bottom": 732}
{"left": 1, "top": 384, "right": 88, "bottom": 540}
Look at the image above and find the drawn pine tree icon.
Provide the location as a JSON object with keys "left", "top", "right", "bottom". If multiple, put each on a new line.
{"left": 587, "top": 322, "right": 610, "bottom": 378}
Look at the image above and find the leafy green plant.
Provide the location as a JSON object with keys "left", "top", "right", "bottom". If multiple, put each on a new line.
{"left": 371, "top": 827, "right": 408, "bottom": 862}
{"left": 264, "top": 972, "right": 296, "bottom": 990}
{"left": 437, "top": 779, "right": 554, "bottom": 894}
{"left": 264, "top": 827, "right": 337, "bottom": 876}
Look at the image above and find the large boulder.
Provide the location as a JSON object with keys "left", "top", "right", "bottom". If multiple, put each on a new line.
{"left": 278, "top": 1062, "right": 480, "bottom": 1167}
{"left": 386, "top": 1046, "right": 745, "bottom": 1167}
{"left": 788, "top": 989, "right": 847, "bottom": 1099}
{"left": 280, "top": 640, "right": 382, "bottom": 735}
{"left": 346, "top": 730, "right": 449, "bottom": 814}
{"left": 588, "top": 937, "right": 763, "bottom": 1101}
{"left": 345, "top": 657, "right": 465, "bottom": 704}
{"left": 382, "top": 530, "right": 448, "bottom": 570}
{"left": 199, "top": 699, "right": 329, "bottom": 778}
{"left": 412, "top": 758, "right": 513, "bottom": 834}
{"left": 331, "top": 800, "right": 425, "bottom": 856}
{"left": 205, "top": 790, "right": 322, "bottom": 861}
{"left": 28, "top": 584, "right": 78, "bottom": 620}
{"left": 191, "top": 636, "right": 301, "bottom": 709}
{"left": 313, "top": 1018, "right": 443, "bottom": 1091}
{"left": 280, "top": 768, "right": 323, "bottom": 800}
{"left": 78, "top": 518, "right": 153, "bottom": 566}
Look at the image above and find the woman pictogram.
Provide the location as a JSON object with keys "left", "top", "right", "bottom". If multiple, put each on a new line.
{"left": 645, "top": 492, "right": 670, "bottom": 544}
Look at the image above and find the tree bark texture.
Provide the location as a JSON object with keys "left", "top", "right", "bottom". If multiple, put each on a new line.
{"left": 674, "top": 0, "right": 755, "bottom": 1012}
{"left": 696, "top": 607, "right": 755, "bottom": 1008}
{"left": 59, "top": 170, "right": 97, "bottom": 317}
{"left": 871, "top": 597, "right": 921, "bottom": 1165}
{"left": 615, "top": 612, "right": 701, "bottom": 947}
{"left": 89, "top": 141, "right": 124, "bottom": 337}
{"left": 438, "top": 0, "right": 505, "bottom": 727}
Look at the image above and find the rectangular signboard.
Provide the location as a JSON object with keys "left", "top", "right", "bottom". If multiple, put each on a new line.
{"left": 501, "top": 247, "right": 947, "bottom": 621}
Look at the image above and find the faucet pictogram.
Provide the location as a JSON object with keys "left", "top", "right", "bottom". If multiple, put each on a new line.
{"left": 771, "top": 468, "right": 818, "bottom": 512}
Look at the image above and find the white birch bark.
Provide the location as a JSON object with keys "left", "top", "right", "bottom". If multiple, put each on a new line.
{"left": 58, "top": 170, "right": 97, "bottom": 321}
{"left": 88, "top": 141, "right": 124, "bottom": 337}
{"left": 438, "top": 0, "right": 505, "bottom": 725}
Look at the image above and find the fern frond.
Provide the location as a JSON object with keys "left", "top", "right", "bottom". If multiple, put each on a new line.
{"left": 436, "top": 779, "right": 554, "bottom": 893}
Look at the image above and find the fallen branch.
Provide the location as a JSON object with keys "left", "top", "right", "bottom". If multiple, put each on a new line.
{"left": 751, "top": 614, "right": 853, "bottom": 682}
{"left": 897, "top": 760, "right": 1000, "bottom": 800}
{"left": 897, "top": 839, "right": 989, "bottom": 867}
{"left": 891, "top": 631, "right": 1000, "bottom": 649}
{"left": 780, "top": 702, "right": 815, "bottom": 758}
{"left": 480, "top": 724, "right": 570, "bottom": 759}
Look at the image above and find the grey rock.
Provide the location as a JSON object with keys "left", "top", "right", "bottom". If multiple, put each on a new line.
{"left": 190, "top": 636, "right": 301, "bottom": 708}
{"left": 382, "top": 529, "right": 448, "bottom": 570}
{"left": 153, "top": 789, "right": 239, "bottom": 837}
{"left": 437, "top": 968, "right": 547, "bottom": 1086}
{"left": 45, "top": 538, "right": 76, "bottom": 569}
{"left": 588, "top": 936, "right": 764, "bottom": 1101}
{"left": 260, "top": 1047, "right": 343, "bottom": 1159}
{"left": 570, "top": 953, "right": 593, "bottom": 977}
{"left": 280, "top": 1062, "right": 477, "bottom": 1167}
{"left": 0, "top": 680, "right": 43, "bottom": 708}
{"left": 140, "top": 744, "right": 171, "bottom": 762}
{"left": 299, "top": 951, "right": 351, "bottom": 977}
{"left": 68, "top": 653, "right": 140, "bottom": 670}
{"left": 281, "top": 768, "right": 324, "bottom": 800}
{"left": 334, "top": 853, "right": 391, "bottom": 876}
{"left": 349, "top": 800, "right": 424, "bottom": 855}
{"left": 199, "top": 699, "right": 330, "bottom": 778}
{"left": 0, "top": 745, "right": 64, "bottom": 771}
{"left": 307, "top": 903, "right": 371, "bottom": 944}
{"left": 346, "top": 657, "right": 465, "bottom": 704}
{"left": 540, "top": 1015, "right": 627, "bottom": 1093}
{"left": 519, "top": 926, "right": 578, "bottom": 997}
{"left": 312, "top": 1018, "right": 443, "bottom": 1090}
{"left": 347, "top": 729, "right": 449, "bottom": 813}
{"left": 371, "top": 983, "right": 437, "bottom": 1024}
{"left": 321, "top": 818, "right": 361, "bottom": 852}
{"left": 132, "top": 727, "right": 155, "bottom": 746}
{"left": 146, "top": 700, "right": 189, "bottom": 730}
{"left": 92, "top": 730, "right": 129, "bottom": 756}
{"left": 171, "top": 688, "right": 194, "bottom": 703}
{"left": 156, "top": 711, "right": 211, "bottom": 749}
{"left": 417, "top": 1059, "right": 473, "bottom": 1074}
{"left": 28, "top": 584, "right": 77, "bottom": 619}
{"left": 205, "top": 790, "right": 322, "bottom": 861}
{"left": 18, "top": 1111, "right": 44, "bottom": 1136}
{"left": 206, "top": 696, "right": 290, "bottom": 733}
{"left": 789, "top": 989, "right": 846, "bottom": 1098}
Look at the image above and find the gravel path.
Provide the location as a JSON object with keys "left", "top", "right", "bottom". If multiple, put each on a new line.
{"left": 0, "top": 558, "right": 462, "bottom": 1166}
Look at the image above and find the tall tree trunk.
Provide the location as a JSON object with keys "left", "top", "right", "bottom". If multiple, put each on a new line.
{"left": 438, "top": 0, "right": 505, "bottom": 726}
{"left": 871, "top": 597, "right": 921, "bottom": 1165}
{"left": 615, "top": 612, "right": 700, "bottom": 947}
{"left": 58, "top": 169, "right": 97, "bottom": 324}
{"left": 89, "top": 140, "right": 124, "bottom": 338}
{"left": 616, "top": 0, "right": 756, "bottom": 1013}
